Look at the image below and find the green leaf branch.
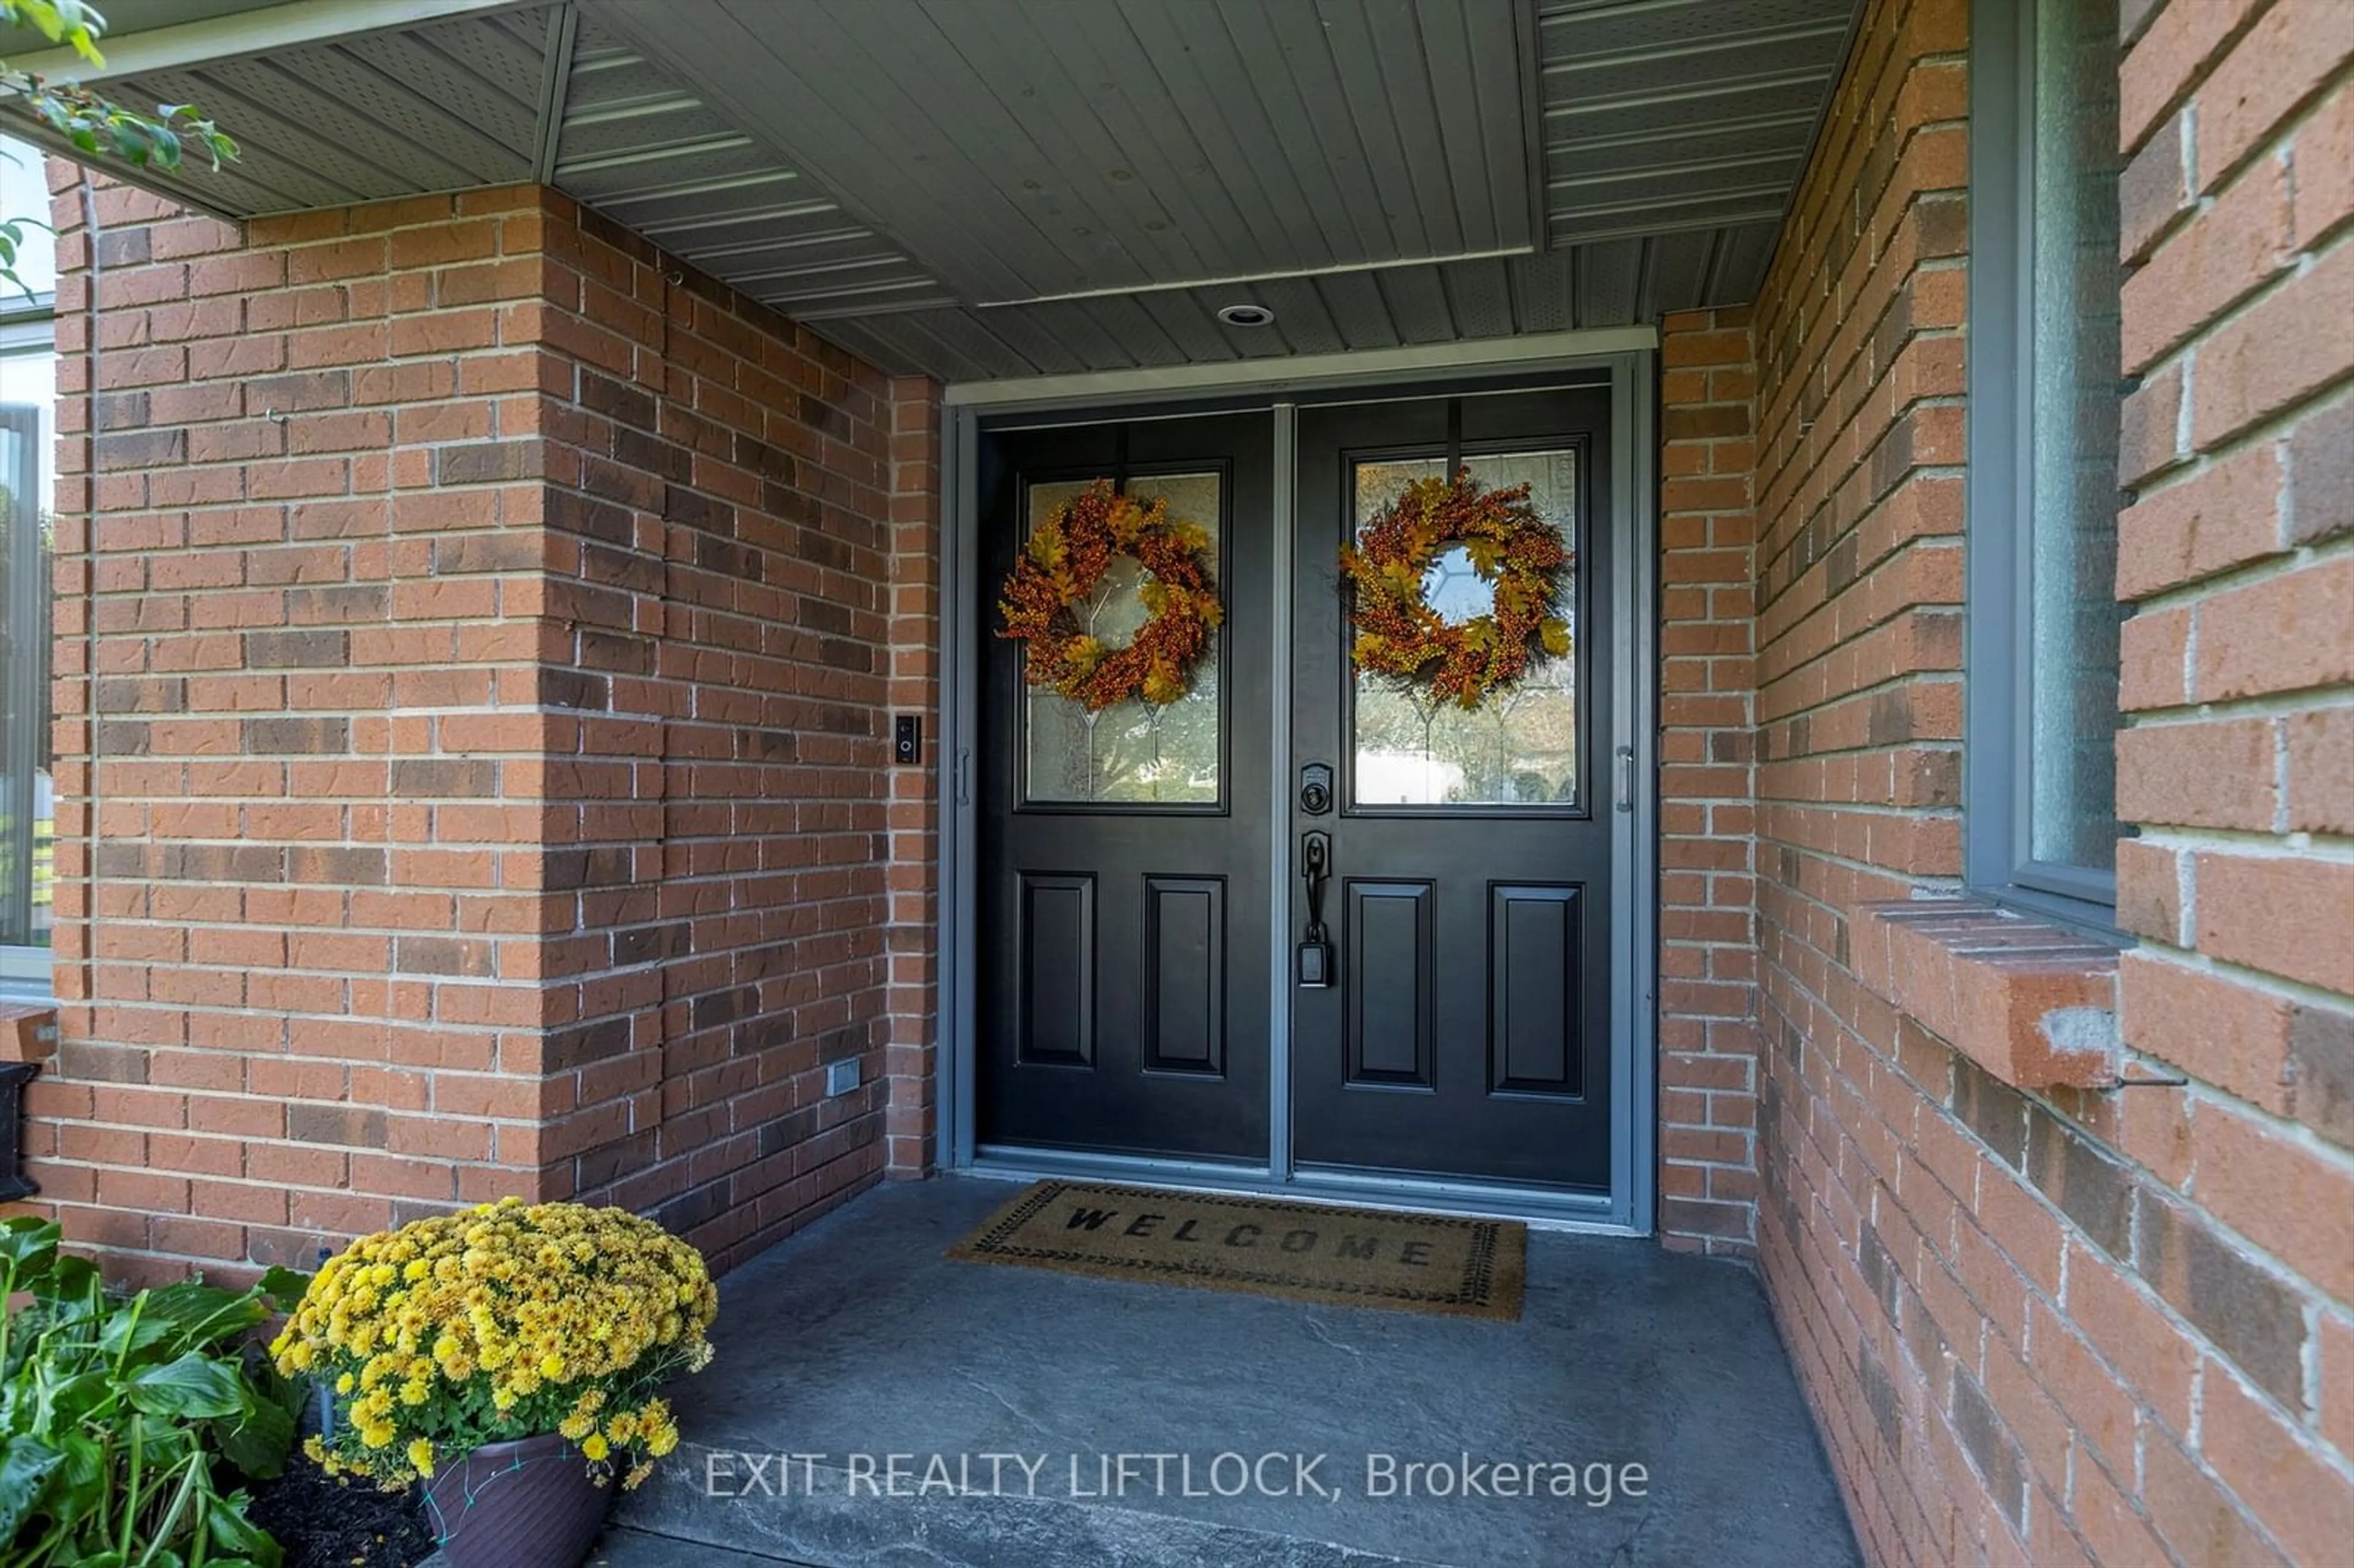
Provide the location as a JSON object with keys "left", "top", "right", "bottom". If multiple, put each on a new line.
{"left": 0, "top": 1, "right": 238, "bottom": 294}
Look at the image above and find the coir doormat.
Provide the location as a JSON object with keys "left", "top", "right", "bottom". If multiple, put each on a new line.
{"left": 948, "top": 1181, "right": 1525, "bottom": 1321}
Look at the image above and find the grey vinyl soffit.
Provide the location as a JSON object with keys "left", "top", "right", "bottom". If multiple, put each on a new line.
{"left": 16, "top": 0, "right": 1861, "bottom": 379}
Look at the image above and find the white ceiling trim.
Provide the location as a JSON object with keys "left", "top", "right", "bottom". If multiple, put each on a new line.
{"left": 9, "top": 0, "right": 538, "bottom": 83}
{"left": 979, "top": 245, "right": 1543, "bottom": 311}
{"left": 942, "top": 325, "right": 1660, "bottom": 408}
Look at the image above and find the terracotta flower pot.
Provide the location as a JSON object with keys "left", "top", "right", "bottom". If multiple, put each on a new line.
{"left": 421, "top": 1431, "right": 614, "bottom": 1568}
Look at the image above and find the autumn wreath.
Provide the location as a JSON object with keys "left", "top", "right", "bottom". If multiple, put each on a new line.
{"left": 998, "top": 479, "right": 1223, "bottom": 709}
{"left": 1341, "top": 468, "right": 1571, "bottom": 709}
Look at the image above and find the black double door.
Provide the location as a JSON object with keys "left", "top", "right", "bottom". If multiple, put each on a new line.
{"left": 978, "top": 387, "right": 1614, "bottom": 1191}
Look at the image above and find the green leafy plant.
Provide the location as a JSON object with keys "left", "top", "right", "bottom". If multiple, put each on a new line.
{"left": 1, "top": 1217, "right": 307, "bottom": 1567}
{"left": 0, "top": 0, "right": 238, "bottom": 295}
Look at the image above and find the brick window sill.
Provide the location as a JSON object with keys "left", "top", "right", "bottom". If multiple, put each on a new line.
{"left": 1852, "top": 899, "right": 2124, "bottom": 1089}
{"left": 1, "top": 1003, "right": 54, "bottom": 1065}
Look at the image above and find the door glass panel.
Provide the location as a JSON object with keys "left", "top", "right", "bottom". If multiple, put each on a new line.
{"left": 1024, "top": 471, "right": 1222, "bottom": 805}
{"left": 1350, "top": 450, "right": 1579, "bottom": 808}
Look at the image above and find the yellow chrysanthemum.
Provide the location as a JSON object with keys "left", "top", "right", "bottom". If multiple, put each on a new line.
{"left": 281, "top": 1200, "right": 717, "bottom": 1489}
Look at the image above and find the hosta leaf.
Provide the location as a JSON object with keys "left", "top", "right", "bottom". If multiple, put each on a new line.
{"left": 46, "top": 1253, "right": 101, "bottom": 1303}
{"left": 97, "top": 1306, "right": 173, "bottom": 1363}
{"left": 47, "top": 1431, "right": 106, "bottom": 1516}
{"left": 0, "top": 1433, "right": 63, "bottom": 1543}
{"left": 0, "top": 1216, "right": 59, "bottom": 1277}
{"left": 125, "top": 1352, "right": 245, "bottom": 1420}
{"left": 141, "top": 1282, "right": 265, "bottom": 1348}
{"left": 213, "top": 1387, "right": 293, "bottom": 1480}
{"left": 204, "top": 1491, "right": 279, "bottom": 1566}
{"left": 254, "top": 1267, "right": 311, "bottom": 1310}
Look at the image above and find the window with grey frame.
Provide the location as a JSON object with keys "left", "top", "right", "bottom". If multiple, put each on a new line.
{"left": 1964, "top": 0, "right": 2127, "bottom": 926}
{"left": 0, "top": 134, "right": 59, "bottom": 997}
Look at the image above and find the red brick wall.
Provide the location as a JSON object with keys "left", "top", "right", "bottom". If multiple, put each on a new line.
{"left": 2105, "top": 0, "right": 2354, "bottom": 1562}
{"left": 1744, "top": 2, "right": 1975, "bottom": 1547}
{"left": 1743, "top": 1, "right": 2354, "bottom": 1564}
{"left": 24, "top": 173, "right": 937, "bottom": 1281}
{"left": 1657, "top": 310, "right": 1763, "bottom": 1254}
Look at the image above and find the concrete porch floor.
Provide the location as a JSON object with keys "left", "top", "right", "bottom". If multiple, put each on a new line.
{"left": 593, "top": 1178, "right": 1861, "bottom": 1568}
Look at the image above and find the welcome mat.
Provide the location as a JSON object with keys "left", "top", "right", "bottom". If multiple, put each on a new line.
{"left": 948, "top": 1181, "right": 1525, "bottom": 1320}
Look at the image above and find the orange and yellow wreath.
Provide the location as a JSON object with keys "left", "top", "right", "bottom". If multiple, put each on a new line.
{"left": 1341, "top": 469, "right": 1571, "bottom": 710}
{"left": 999, "top": 480, "right": 1223, "bottom": 710}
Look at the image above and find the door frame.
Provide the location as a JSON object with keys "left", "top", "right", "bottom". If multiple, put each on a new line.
{"left": 934, "top": 329, "right": 1660, "bottom": 1234}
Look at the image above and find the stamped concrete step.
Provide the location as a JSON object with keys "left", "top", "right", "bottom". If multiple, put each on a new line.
{"left": 601, "top": 1179, "right": 1858, "bottom": 1568}
{"left": 590, "top": 1527, "right": 821, "bottom": 1567}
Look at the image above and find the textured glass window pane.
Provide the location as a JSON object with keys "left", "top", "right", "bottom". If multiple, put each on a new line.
{"left": 2027, "top": 0, "right": 2124, "bottom": 872}
{"left": 1350, "top": 451, "right": 1579, "bottom": 807}
{"left": 0, "top": 349, "right": 54, "bottom": 952}
{"left": 1024, "top": 472, "right": 1222, "bottom": 804}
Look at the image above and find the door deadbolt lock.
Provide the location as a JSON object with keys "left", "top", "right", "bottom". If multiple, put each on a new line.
{"left": 1300, "top": 762, "right": 1334, "bottom": 816}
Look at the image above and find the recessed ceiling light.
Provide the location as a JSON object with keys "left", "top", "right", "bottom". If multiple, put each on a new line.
{"left": 1217, "top": 303, "right": 1276, "bottom": 328}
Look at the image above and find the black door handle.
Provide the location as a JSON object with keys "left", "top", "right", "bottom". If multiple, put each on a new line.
{"left": 1298, "top": 831, "right": 1333, "bottom": 988}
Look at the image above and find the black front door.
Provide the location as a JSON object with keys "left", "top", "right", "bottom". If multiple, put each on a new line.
{"left": 976, "top": 387, "right": 1613, "bottom": 1191}
{"left": 1289, "top": 388, "right": 1615, "bottom": 1190}
{"left": 977, "top": 414, "right": 1274, "bottom": 1162}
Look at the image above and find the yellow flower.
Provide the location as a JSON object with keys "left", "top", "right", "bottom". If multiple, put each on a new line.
{"left": 278, "top": 1200, "right": 715, "bottom": 1490}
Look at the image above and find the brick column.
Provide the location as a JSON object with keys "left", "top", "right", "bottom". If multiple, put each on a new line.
{"left": 882, "top": 378, "right": 942, "bottom": 1176}
{"left": 28, "top": 176, "right": 931, "bottom": 1282}
{"left": 1657, "top": 308, "right": 1762, "bottom": 1255}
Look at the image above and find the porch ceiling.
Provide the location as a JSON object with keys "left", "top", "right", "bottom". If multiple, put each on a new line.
{"left": 9, "top": 0, "right": 1860, "bottom": 381}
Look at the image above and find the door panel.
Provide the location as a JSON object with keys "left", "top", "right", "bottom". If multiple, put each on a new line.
{"left": 1345, "top": 880, "right": 1434, "bottom": 1087}
{"left": 1141, "top": 875, "right": 1225, "bottom": 1076}
{"left": 1290, "top": 388, "right": 1615, "bottom": 1190}
{"left": 977, "top": 414, "right": 1274, "bottom": 1161}
{"left": 1490, "top": 883, "right": 1583, "bottom": 1096}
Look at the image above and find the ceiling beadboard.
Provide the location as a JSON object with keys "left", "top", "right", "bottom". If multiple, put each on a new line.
{"left": 17, "top": 0, "right": 1861, "bottom": 381}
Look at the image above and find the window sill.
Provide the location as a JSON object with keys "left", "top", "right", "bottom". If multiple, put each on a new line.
{"left": 1852, "top": 898, "right": 2124, "bottom": 1089}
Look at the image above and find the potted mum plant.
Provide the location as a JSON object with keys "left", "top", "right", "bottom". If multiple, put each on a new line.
{"left": 270, "top": 1198, "right": 718, "bottom": 1568}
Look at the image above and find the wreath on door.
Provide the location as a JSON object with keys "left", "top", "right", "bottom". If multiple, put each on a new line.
{"left": 1339, "top": 468, "right": 1571, "bottom": 710}
{"left": 998, "top": 479, "right": 1223, "bottom": 710}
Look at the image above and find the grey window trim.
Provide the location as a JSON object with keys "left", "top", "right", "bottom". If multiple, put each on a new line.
{"left": 1964, "top": 0, "right": 2120, "bottom": 934}
{"left": 0, "top": 324, "right": 51, "bottom": 982}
